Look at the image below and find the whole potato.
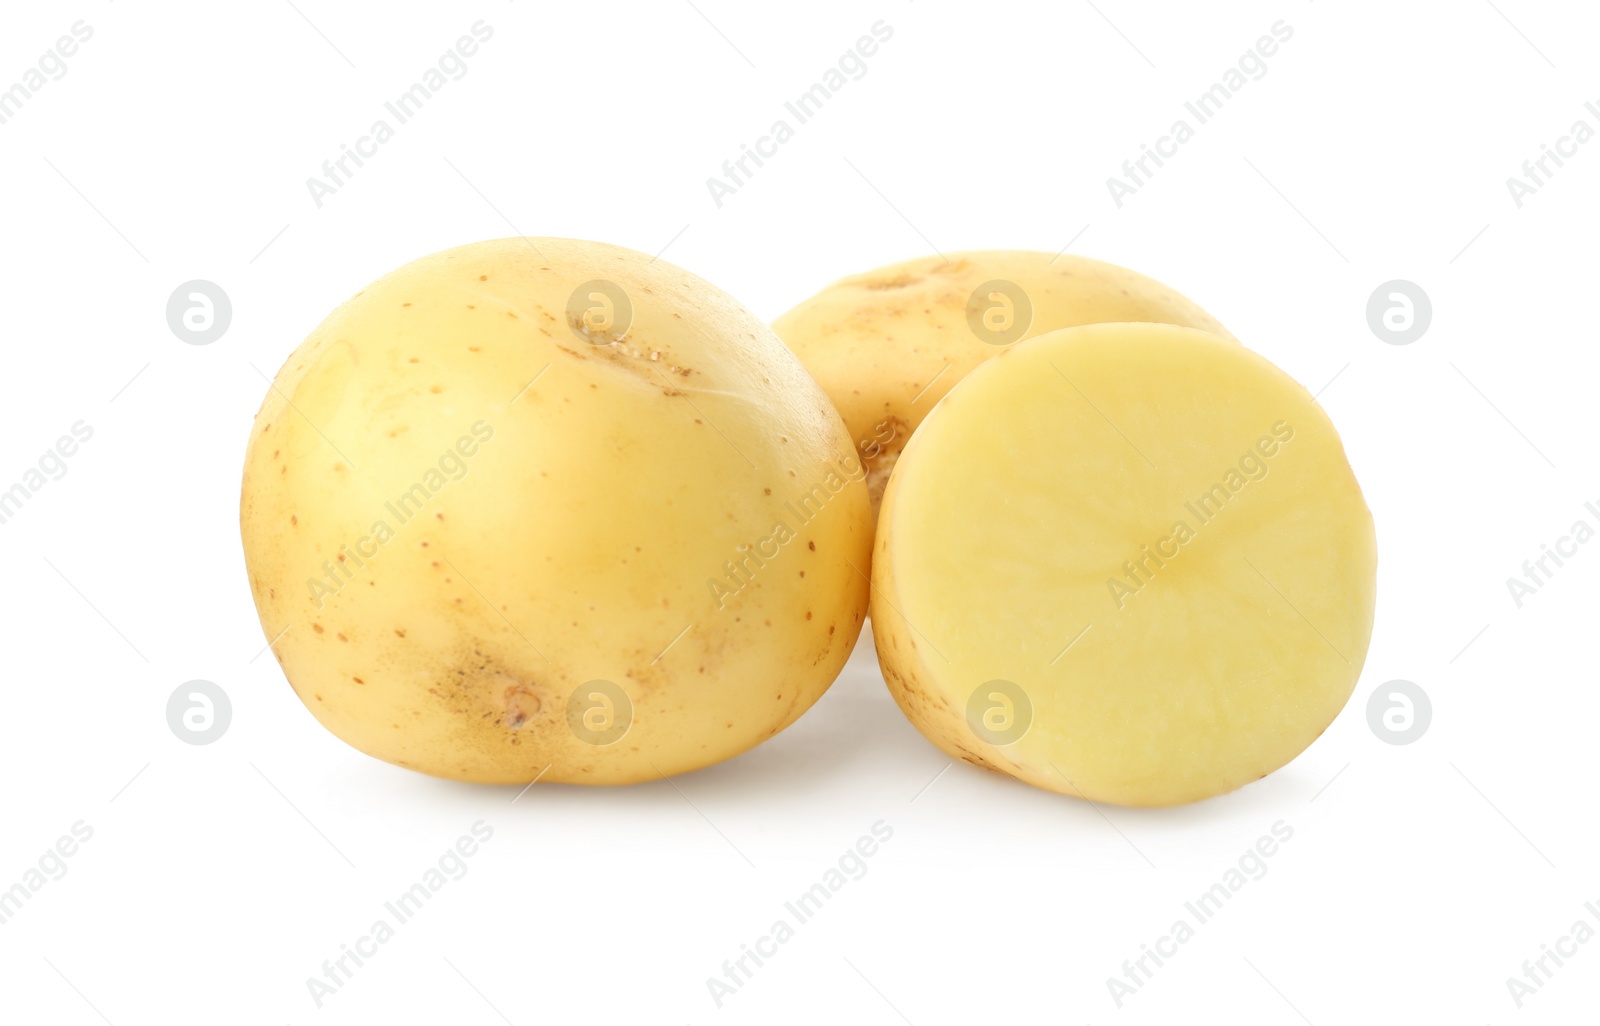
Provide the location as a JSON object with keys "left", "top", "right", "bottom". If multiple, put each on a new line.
{"left": 241, "top": 238, "right": 872, "bottom": 784}
{"left": 772, "top": 250, "right": 1231, "bottom": 514}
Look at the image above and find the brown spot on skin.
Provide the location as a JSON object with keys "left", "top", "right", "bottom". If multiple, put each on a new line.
{"left": 408, "top": 357, "right": 420, "bottom": 364}
{"left": 504, "top": 685, "right": 543, "bottom": 728}
{"left": 479, "top": 275, "right": 488, "bottom": 281}
{"left": 337, "top": 633, "right": 348, "bottom": 642}
{"left": 314, "top": 694, "right": 323, "bottom": 702}
{"left": 402, "top": 302, "right": 412, "bottom": 307}
{"left": 808, "top": 541, "right": 816, "bottom": 551}
{"left": 436, "top": 513, "right": 445, "bottom": 520}
{"left": 763, "top": 488, "right": 771, "bottom": 496}
{"left": 290, "top": 515, "right": 297, "bottom": 525}
{"left": 312, "top": 624, "right": 324, "bottom": 634}
{"left": 353, "top": 676, "right": 364, "bottom": 684}
{"left": 805, "top": 611, "right": 812, "bottom": 620}
{"left": 394, "top": 629, "right": 407, "bottom": 638}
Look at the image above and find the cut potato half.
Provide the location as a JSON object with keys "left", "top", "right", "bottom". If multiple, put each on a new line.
{"left": 871, "top": 323, "right": 1376, "bottom": 807}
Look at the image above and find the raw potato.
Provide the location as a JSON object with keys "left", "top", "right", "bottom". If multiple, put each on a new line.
{"left": 241, "top": 238, "right": 872, "bottom": 785}
{"left": 772, "top": 250, "right": 1231, "bottom": 512}
{"left": 871, "top": 323, "right": 1376, "bottom": 807}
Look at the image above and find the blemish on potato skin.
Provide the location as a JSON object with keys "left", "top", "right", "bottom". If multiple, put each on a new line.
{"left": 312, "top": 623, "right": 325, "bottom": 634}
{"left": 504, "top": 685, "right": 542, "bottom": 728}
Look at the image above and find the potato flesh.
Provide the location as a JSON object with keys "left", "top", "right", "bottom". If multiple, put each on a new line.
{"left": 241, "top": 238, "right": 872, "bottom": 784}
{"left": 871, "top": 324, "right": 1376, "bottom": 807}
{"left": 772, "top": 251, "right": 1232, "bottom": 513}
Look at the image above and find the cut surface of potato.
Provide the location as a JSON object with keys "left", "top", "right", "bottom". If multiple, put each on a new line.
{"left": 772, "top": 251, "right": 1231, "bottom": 513}
{"left": 241, "top": 238, "right": 872, "bottom": 784}
{"left": 871, "top": 323, "right": 1376, "bottom": 807}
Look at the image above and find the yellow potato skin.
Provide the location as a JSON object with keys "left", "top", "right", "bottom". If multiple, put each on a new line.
{"left": 772, "top": 251, "right": 1231, "bottom": 510}
{"left": 241, "top": 238, "right": 872, "bottom": 785}
{"left": 871, "top": 324, "right": 1376, "bottom": 807}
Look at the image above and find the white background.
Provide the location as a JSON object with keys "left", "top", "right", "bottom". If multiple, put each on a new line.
{"left": 1, "top": 1, "right": 1596, "bottom": 1023}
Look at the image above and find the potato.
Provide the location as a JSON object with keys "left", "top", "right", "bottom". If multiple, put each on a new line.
{"left": 871, "top": 323, "right": 1376, "bottom": 807}
{"left": 240, "top": 238, "right": 872, "bottom": 785}
{"left": 772, "top": 250, "right": 1231, "bottom": 513}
